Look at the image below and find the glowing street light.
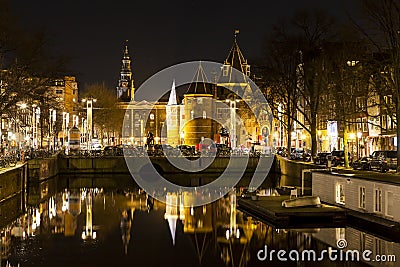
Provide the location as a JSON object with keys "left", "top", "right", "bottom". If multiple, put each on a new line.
{"left": 82, "top": 97, "right": 97, "bottom": 150}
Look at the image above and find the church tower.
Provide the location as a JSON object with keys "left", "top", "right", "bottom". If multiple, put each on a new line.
{"left": 117, "top": 41, "right": 135, "bottom": 102}
{"left": 166, "top": 80, "right": 181, "bottom": 146}
{"left": 217, "top": 30, "right": 251, "bottom": 100}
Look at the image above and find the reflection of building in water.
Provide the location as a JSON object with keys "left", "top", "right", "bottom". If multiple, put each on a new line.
{"left": 120, "top": 209, "right": 132, "bottom": 255}
{"left": 215, "top": 189, "right": 255, "bottom": 267}
{"left": 81, "top": 188, "right": 97, "bottom": 240}
{"left": 313, "top": 228, "right": 400, "bottom": 267}
{"left": 181, "top": 193, "right": 213, "bottom": 264}
{"left": 164, "top": 192, "right": 179, "bottom": 245}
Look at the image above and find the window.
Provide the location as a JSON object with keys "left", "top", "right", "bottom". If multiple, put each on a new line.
{"left": 360, "top": 232, "right": 366, "bottom": 251}
{"left": 335, "top": 228, "right": 345, "bottom": 243}
{"left": 335, "top": 183, "right": 345, "bottom": 205}
{"left": 359, "top": 186, "right": 366, "bottom": 209}
{"left": 362, "top": 117, "right": 368, "bottom": 132}
{"left": 374, "top": 188, "right": 382, "bottom": 213}
{"left": 223, "top": 65, "right": 229, "bottom": 76}
{"left": 356, "top": 118, "right": 361, "bottom": 132}
{"left": 245, "top": 65, "right": 250, "bottom": 77}
{"left": 386, "top": 191, "right": 394, "bottom": 217}
{"left": 202, "top": 111, "right": 206, "bottom": 119}
{"left": 190, "top": 110, "right": 194, "bottom": 119}
{"left": 55, "top": 89, "right": 63, "bottom": 94}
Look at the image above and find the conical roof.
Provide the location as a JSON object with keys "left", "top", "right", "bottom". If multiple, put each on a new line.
{"left": 186, "top": 62, "right": 211, "bottom": 95}
{"left": 167, "top": 80, "right": 178, "bottom": 105}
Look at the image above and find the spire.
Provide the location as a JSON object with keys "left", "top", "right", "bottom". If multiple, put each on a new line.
{"left": 124, "top": 40, "right": 130, "bottom": 60}
{"left": 167, "top": 80, "right": 178, "bottom": 105}
{"left": 116, "top": 40, "right": 134, "bottom": 102}
{"left": 224, "top": 29, "right": 248, "bottom": 74}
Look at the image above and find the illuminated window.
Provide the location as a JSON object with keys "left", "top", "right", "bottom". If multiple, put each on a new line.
{"left": 386, "top": 191, "right": 393, "bottom": 217}
{"left": 245, "top": 65, "right": 250, "bottom": 76}
{"left": 202, "top": 111, "right": 206, "bottom": 119}
{"left": 374, "top": 188, "right": 382, "bottom": 213}
{"left": 223, "top": 65, "right": 229, "bottom": 76}
{"left": 359, "top": 186, "right": 366, "bottom": 209}
{"left": 335, "top": 183, "right": 345, "bottom": 205}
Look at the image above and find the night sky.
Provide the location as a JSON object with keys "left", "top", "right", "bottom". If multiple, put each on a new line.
{"left": 11, "top": 0, "right": 362, "bottom": 92}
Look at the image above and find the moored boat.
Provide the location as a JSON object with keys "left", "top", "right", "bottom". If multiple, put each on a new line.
{"left": 282, "top": 196, "right": 321, "bottom": 208}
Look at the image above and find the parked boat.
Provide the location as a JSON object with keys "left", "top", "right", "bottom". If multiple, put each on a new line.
{"left": 276, "top": 186, "right": 297, "bottom": 196}
{"left": 282, "top": 196, "right": 321, "bottom": 208}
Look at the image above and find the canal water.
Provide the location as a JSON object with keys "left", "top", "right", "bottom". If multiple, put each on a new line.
{"left": 0, "top": 174, "right": 398, "bottom": 267}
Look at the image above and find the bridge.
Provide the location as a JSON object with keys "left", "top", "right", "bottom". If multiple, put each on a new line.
{"left": 27, "top": 155, "right": 276, "bottom": 188}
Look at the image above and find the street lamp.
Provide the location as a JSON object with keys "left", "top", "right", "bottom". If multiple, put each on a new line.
{"left": 226, "top": 99, "right": 239, "bottom": 149}
{"left": 82, "top": 97, "right": 97, "bottom": 150}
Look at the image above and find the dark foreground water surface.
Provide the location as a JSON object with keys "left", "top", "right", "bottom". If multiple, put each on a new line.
{"left": 0, "top": 175, "right": 398, "bottom": 267}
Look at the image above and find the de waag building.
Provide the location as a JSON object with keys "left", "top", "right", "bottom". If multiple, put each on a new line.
{"left": 118, "top": 33, "right": 272, "bottom": 149}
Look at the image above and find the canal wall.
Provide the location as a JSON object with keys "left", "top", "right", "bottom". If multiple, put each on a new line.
{"left": 27, "top": 157, "right": 59, "bottom": 181}
{"left": 273, "top": 155, "right": 326, "bottom": 178}
{"left": 56, "top": 156, "right": 274, "bottom": 175}
{"left": 0, "top": 165, "right": 27, "bottom": 208}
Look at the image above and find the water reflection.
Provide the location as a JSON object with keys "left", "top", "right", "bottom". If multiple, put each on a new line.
{"left": 0, "top": 176, "right": 397, "bottom": 267}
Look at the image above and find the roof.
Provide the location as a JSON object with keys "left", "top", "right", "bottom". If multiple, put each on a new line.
{"left": 218, "top": 30, "right": 251, "bottom": 91}
{"left": 185, "top": 62, "right": 211, "bottom": 94}
{"left": 167, "top": 80, "right": 178, "bottom": 105}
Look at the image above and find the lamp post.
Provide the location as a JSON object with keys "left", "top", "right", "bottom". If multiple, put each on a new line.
{"left": 82, "top": 97, "right": 97, "bottom": 151}
{"left": 226, "top": 99, "right": 239, "bottom": 149}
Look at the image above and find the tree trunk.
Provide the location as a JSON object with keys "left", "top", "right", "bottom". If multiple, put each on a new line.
{"left": 343, "top": 123, "right": 350, "bottom": 168}
{"left": 286, "top": 115, "right": 292, "bottom": 155}
{"left": 397, "top": 97, "right": 400, "bottom": 172}
{"left": 310, "top": 115, "right": 317, "bottom": 159}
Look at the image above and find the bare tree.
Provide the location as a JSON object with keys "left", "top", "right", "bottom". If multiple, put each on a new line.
{"left": 82, "top": 83, "right": 124, "bottom": 145}
{"left": 261, "top": 23, "right": 301, "bottom": 154}
{"left": 355, "top": 0, "right": 400, "bottom": 171}
{"left": 261, "top": 10, "right": 336, "bottom": 158}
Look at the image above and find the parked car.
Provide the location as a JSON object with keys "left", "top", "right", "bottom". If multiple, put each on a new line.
{"left": 177, "top": 144, "right": 195, "bottom": 156}
{"left": 275, "top": 147, "right": 288, "bottom": 157}
{"left": 351, "top": 156, "right": 372, "bottom": 170}
{"left": 216, "top": 143, "right": 231, "bottom": 156}
{"left": 290, "top": 148, "right": 304, "bottom": 160}
{"left": 369, "top": 150, "right": 397, "bottom": 172}
{"left": 314, "top": 152, "right": 331, "bottom": 165}
{"left": 290, "top": 148, "right": 311, "bottom": 161}
{"left": 103, "top": 146, "right": 123, "bottom": 156}
{"left": 330, "top": 150, "right": 351, "bottom": 166}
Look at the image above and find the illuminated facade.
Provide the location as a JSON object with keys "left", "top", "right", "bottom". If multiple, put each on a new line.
{"left": 120, "top": 33, "right": 272, "bottom": 148}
